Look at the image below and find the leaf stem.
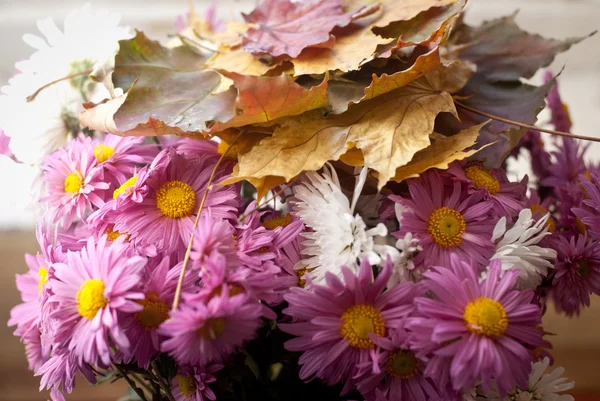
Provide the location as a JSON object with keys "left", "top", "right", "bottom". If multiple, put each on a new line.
{"left": 150, "top": 360, "right": 176, "bottom": 401}
{"left": 26, "top": 69, "right": 93, "bottom": 102}
{"left": 113, "top": 364, "right": 149, "bottom": 401}
{"left": 453, "top": 99, "right": 600, "bottom": 143}
{"left": 171, "top": 132, "right": 244, "bottom": 311}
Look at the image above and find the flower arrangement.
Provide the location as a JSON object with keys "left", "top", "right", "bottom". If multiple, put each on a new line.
{"left": 1, "top": 1, "right": 598, "bottom": 401}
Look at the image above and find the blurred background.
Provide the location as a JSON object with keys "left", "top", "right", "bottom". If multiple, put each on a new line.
{"left": 0, "top": 0, "right": 599, "bottom": 400}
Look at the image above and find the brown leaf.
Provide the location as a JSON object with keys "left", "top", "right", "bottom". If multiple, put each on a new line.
{"left": 374, "top": 0, "right": 465, "bottom": 57}
{"left": 328, "top": 47, "right": 443, "bottom": 113}
{"left": 205, "top": 47, "right": 280, "bottom": 76}
{"left": 208, "top": 72, "right": 330, "bottom": 133}
{"left": 451, "top": 12, "right": 592, "bottom": 81}
{"left": 79, "top": 31, "right": 238, "bottom": 136}
{"left": 242, "top": 0, "right": 357, "bottom": 58}
{"left": 231, "top": 72, "right": 457, "bottom": 189}
{"left": 291, "top": 22, "right": 392, "bottom": 76}
{"left": 392, "top": 123, "right": 489, "bottom": 182}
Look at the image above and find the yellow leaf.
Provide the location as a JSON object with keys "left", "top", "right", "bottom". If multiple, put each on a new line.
{"left": 291, "top": 22, "right": 392, "bottom": 76}
{"left": 339, "top": 144, "right": 365, "bottom": 166}
{"left": 391, "top": 123, "right": 489, "bottom": 183}
{"left": 232, "top": 70, "right": 458, "bottom": 189}
{"left": 365, "top": 0, "right": 460, "bottom": 30}
{"left": 205, "top": 46, "right": 279, "bottom": 76}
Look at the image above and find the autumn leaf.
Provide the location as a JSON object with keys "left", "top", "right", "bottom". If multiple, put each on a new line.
{"left": 204, "top": 47, "right": 280, "bottom": 76}
{"left": 242, "top": 0, "right": 357, "bottom": 58}
{"left": 292, "top": 22, "right": 392, "bottom": 76}
{"left": 207, "top": 72, "right": 330, "bottom": 133}
{"left": 230, "top": 71, "right": 458, "bottom": 189}
{"left": 374, "top": 0, "right": 465, "bottom": 57}
{"left": 391, "top": 123, "right": 489, "bottom": 182}
{"left": 450, "top": 12, "right": 592, "bottom": 81}
{"left": 328, "top": 47, "right": 443, "bottom": 113}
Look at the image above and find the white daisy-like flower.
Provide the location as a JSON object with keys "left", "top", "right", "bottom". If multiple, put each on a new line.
{"left": 386, "top": 203, "right": 422, "bottom": 287}
{"left": 0, "top": 4, "right": 133, "bottom": 165}
{"left": 488, "top": 208, "right": 557, "bottom": 289}
{"left": 291, "top": 165, "right": 391, "bottom": 284}
{"left": 483, "top": 357, "right": 575, "bottom": 401}
{"left": 0, "top": 74, "right": 80, "bottom": 165}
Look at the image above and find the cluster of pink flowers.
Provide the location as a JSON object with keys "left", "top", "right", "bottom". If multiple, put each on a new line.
{"left": 6, "top": 78, "right": 595, "bottom": 401}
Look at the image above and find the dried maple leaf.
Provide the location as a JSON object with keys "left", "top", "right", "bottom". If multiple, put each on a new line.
{"left": 80, "top": 31, "right": 237, "bottom": 136}
{"left": 451, "top": 12, "right": 591, "bottom": 82}
{"left": 228, "top": 70, "right": 458, "bottom": 189}
{"left": 391, "top": 123, "right": 488, "bottom": 182}
{"left": 205, "top": 47, "right": 280, "bottom": 76}
{"left": 242, "top": 0, "right": 357, "bottom": 58}
{"left": 292, "top": 21, "right": 392, "bottom": 76}
{"left": 207, "top": 72, "right": 330, "bottom": 134}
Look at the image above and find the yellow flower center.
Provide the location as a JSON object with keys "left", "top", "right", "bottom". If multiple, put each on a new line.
{"left": 217, "top": 139, "right": 239, "bottom": 161}
{"left": 135, "top": 292, "right": 170, "bottom": 330}
{"left": 575, "top": 217, "right": 587, "bottom": 235}
{"left": 155, "top": 180, "right": 197, "bottom": 219}
{"left": 113, "top": 175, "right": 138, "bottom": 200}
{"left": 464, "top": 297, "right": 508, "bottom": 337}
{"left": 197, "top": 317, "right": 226, "bottom": 339}
{"left": 105, "top": 226, "right": 130, "bottom": 241}
{"left": 427, "top": 207, "right": 466, "bottom": 248}
{"left": 263, "top": 214, "right": 293, "bottom": 230}
{"left": 340, "top": 304, "right": 385, "bottom": 349}
{"left": 76, "top": 279, "right": 107, "bottom": 320}
{"left": 64, "top": 172, "right": 83, "bottom": 193}
{"left": 208, "top": 283, "right": 245, "bottom": 299}
{"left": 296, "top": 267, "right": 312, "bottom": 288}
{"left": 38, "top": 267, "right": 49, "bottom": 294}
{"left": 386, "top": 350, "right": 420, "bottom": 379}
{"left": 530, "top": 204, "right": 556, "bottom": 233}
{"left": 464, "top": 164, "right": 500, "bottom": 195}
{"left": 176, "top": 375, "right": 196, "bottom": 396}
{"left": 93, "top": 144, "right": 115, "bottom": 163}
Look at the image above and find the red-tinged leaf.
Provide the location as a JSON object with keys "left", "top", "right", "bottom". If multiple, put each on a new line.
{"left": 242, "top": 0, "right": 357, "bottom": 58}
{"left": 208, "top": 72, "right": 330, "bottom": 133}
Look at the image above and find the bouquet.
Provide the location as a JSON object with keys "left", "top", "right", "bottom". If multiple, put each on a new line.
{"left": 2, "top": 1, "right": 597, "bottom": 400}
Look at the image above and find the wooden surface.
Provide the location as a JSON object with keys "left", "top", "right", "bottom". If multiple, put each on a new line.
{"left": 1, "top": 230, "right": 599, "bottom": 400}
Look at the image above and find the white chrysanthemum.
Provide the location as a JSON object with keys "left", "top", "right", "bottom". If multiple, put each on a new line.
{"left": 16, "top": 3, "right": 132, "bottom": 85}
{"left": 291, "top": 165, "right": 391, "bottom": 284}
{"left": 0, "top": 74, "right": 80, "bottom": 165}
{"left": 483, "top": 357, "right": 575, "bottom": 401}
{"left": 488, "top": 208, "right": 557, "bottom": 289}
{"left": 386, "top": 203, "right": 422, "bottom": 287}
{"left": 0, "top": 4, "right": 133, "bottom": 165}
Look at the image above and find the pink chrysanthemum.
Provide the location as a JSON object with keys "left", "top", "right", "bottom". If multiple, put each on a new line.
{"left": 541, "top": 137, "right": 588, "bottom": 189}
{"left": 36, "top": 346, "right": 96, "bottom": 401}
{"left": 159, "top": 288, "right": 262, "bottom": 366}
{"left": 406, "top": 257, "right": 547, "bottom": 396}
{"left": 356, "top": 328, "right": 444, "bottom": 401}
{"left": 515, "top": 130, "right": 552, "bottom": 183}
{"left": 172, "top": 364, "right": 223, "bottom": 401}
{"left": 574, "top": 173, "right": 600, "bottom": 238}
{"left": 549, "top": 235, "right": 600, "bottom": 316}
{"left": 120, "top": 255, "right": 182, "bottom": 368}
{"left": 544, "top": 71, "right": 572, "bottom": 134}
{"left": 280, "top": 258, "right": 418, "bottom": 388}
{"left": 48, "top": 235, "right": 146, "bottom": 366}
{"left": 391, "top": 169, "right": 497, "bottom": 269}
{"left": 41, "top": 137, "right": 109, "bottom": 227}
{"left": 111, "top": 148, "right": 239, "bottom": 256}
{"left": 91, "top": 133, "right": 157, "bottom": 184}
{"left": 448, "top": 161, "right": 527, "bottom": 217}
{"left": 191, "top": 216, "right": 239, "bottom": 270}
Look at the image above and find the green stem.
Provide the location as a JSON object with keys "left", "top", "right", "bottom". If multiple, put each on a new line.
{"left": 113, "top": 364, "right": 149, "bottom": 401}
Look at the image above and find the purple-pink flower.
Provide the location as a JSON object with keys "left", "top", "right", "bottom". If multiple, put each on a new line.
{"left": 407, "top": 257, "right": 548, "bottom": 396}
{"left": 391, "top": 169, "right": 497, "bottom": 270}
{"left": 48, "top": 235, "right": 146, "bottom": 366}
{"left": 280, "top": 258, "right": 418, "bottom": 389}
{"left": 172, "top": 364, "right": 222, "bottom": 401}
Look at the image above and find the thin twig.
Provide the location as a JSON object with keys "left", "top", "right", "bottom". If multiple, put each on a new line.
{"left": 150, "top": 360, "right": 176, "bottom": 401}
{"left": 27, "top": 69, "right": 93, "bottom": 102}
{"left": 171, "top": 132, "right": 244, "bottom": 311}
{"left": 453, "top": 99, "right": 600, "bottom": 143}
{"left": 238, "top": 180, "right": 296, "bottom": 222}
{"left": 113, "top": 364, "right": 149, "bottom": 401}
{"left": 131, "top": 372, "right": 153, "bottom": 395}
